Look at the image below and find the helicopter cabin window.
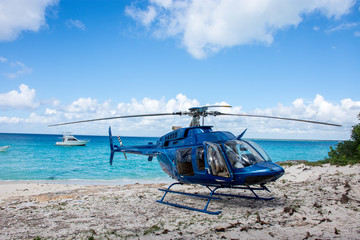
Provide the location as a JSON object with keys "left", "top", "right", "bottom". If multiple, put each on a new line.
{"left": 176, "top": 148, "right": 194, "bottom": 176}
{"left": 196, "top": 147, "right": 205, "bottom": 171}
{"left": 224, "top": 140, "right": 267, "bottom": 168}
{"left": 205, "top": 142, "right": 230, "bottom": 178}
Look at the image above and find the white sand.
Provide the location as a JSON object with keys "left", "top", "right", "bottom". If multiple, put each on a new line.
{"left": 0, "top": 164, "right": 359, "bottom": 239}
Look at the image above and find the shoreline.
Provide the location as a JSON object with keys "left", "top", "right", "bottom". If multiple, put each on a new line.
{"left": 1, "top": 164, "right": 359, "bottom": 239}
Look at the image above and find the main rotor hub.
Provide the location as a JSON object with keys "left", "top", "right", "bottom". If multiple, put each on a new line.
{"left": 179, "top": 105, "right": 231, "bottom": 127}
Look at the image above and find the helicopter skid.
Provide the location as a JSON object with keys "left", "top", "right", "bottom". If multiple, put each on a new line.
{"left": 156, "top": 182, "right": 274, "bottom": 215}
{"left": 157, "top": 182, "right": 222, "bottom": 215}
{"left": 211, "top": 185, "right": 275, "bottom": 201}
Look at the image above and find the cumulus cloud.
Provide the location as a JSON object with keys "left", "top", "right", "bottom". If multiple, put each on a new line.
{"left": 66, "top": 19, "right": 86, "bottom": 31}
{"left": 0, "top": 0, "right": 59, "bottom": 41}
{"left": 126, "top": 0, "right": 356, "bottom": 59}
{"left": 126, "top": 6, "right": 157, "bottom": 26}
{"left": 256, "top": 95, "right": 360, "bottom": 125}
{"left": 1, "top": 93, "right": 358, "bottom": 139}
{"left": 117, "top": 93, "right": 200, "bottom": 114}
{"left": 0, "top": 116, "right": 21, "bottom": 124}
{"left": 234, "top": 94, "right": 360, "bottom": 139}
{"left": 0, "top": 84, "right": 39, "bottom": 110}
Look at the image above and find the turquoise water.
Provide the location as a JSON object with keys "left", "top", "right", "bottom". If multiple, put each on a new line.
{"left": 0, "top": 133, "right": 340, "bottom": 182}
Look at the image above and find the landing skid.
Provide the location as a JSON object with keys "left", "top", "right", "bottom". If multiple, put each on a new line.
{"left": 156, "top": 182, "right": 274, "bottom": 215}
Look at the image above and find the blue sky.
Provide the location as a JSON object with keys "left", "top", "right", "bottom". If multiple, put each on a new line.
{"left": 0, "top": 0, "right": 360, "bottom": 140}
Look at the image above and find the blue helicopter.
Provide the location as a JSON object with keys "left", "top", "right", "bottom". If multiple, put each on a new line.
{"left": 49, "top": 105, "right": 341, "bottom": 214}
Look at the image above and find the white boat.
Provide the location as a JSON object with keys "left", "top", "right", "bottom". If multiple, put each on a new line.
{"left": 55, "top": 133, "right": 89, "bottom": 146}
{"left": 0, "top": 145, "right": 10, "bottom": 152}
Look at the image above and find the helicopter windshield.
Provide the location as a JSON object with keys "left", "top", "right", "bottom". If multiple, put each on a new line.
{"left": 224, "top": 140, "right": 270, "bottom": 169}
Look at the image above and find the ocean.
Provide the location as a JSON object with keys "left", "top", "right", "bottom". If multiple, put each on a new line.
{"left": 0, "top": 133, "right": 340, "bottom": 183}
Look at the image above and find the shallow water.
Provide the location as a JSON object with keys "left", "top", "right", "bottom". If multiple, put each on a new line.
{"left": 0, "top": 133, "right": 339, "bottom": 182}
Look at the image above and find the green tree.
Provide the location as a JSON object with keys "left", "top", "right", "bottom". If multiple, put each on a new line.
{"left": 325, "top": 113, "right": 360, "bottom": 165}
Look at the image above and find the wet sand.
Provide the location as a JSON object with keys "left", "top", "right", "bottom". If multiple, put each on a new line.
{"left": 1, "top": 164, "right": 359, "bottom": 239}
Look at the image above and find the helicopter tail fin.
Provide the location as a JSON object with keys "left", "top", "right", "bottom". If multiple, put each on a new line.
{"left": 109, "top": 126, "right": 115, "bottom": 165}
{"left": 109, "top": 126, "right": 128, "bottom": 165}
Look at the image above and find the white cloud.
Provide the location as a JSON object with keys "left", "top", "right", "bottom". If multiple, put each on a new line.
{"left": 0, "top": 116, "right": 21, "bottom": 124}
{"left": 326, "top": 22, "right": 359, "bottom": 33}
{"left": 66, "top": 19, "right": 86, "bottom": 31}
{"left": 66, "top": 97, "right": 99, "bottom": 113}
{"left": 3, "top": 61, "right": 32, "bottom": 79}
{"left": 240, "top": 94, "right": 360, "bottom": 139}
{"left": 0, "top": 84, "right": 39, "bottom": 110}
{"left": 0, "top": 93, "right": 358, "bottom": 139}
{"left": 50, "top": 94, "right": 360, "bottom": 140}
{"left": 355, "top": 31, "right": 360, "bottom": 37}
{"left": 0, "top": 0, "right": 59, "bottom": 41}
{"left": 126, "top": 0, "right": 356, "bottom": 59}
{"left": 126, "top": 6, "right": 157, "bottom": 26}
{"left": 0, "top": 57, "right": 7, "bottom": 63}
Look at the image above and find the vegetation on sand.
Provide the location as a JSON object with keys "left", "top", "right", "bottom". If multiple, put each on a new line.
{"left": 324, "top": 113, "right": 360, "bottom": 165}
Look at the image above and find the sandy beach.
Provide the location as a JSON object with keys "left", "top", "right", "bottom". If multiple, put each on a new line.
{"left": 1, "top": 163, "right": 359, "bottom": 240}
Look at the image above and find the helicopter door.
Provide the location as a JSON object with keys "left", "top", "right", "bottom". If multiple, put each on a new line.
{"left": 204, "top": 142, "right": 232, "bottom": 179}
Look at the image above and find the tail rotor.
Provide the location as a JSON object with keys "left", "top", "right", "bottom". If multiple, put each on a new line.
{"left": 117, "top": 136, "right": 128, "bottom": 160}
{"left": 109, "top": 126, "right": 128, "bottom": 165}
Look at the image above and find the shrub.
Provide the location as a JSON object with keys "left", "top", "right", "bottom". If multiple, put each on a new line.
{"left": 325, "top": 113, "right": 360, "bottom": 165}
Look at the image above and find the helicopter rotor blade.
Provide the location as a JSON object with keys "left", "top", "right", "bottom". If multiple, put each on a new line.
{"left": 215, "top": 112, "right": 342, "bottom": 127}
{"left": 48, "top": 113, "right": 180, "bottom": 127}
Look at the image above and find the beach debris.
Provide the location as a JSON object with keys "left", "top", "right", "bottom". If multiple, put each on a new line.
{"left": 255, "top": 214, "right": 267, "bottom": 225}
{"left": 340, "top": 193, "right": 349, "bottom": 204}
{"left": 316, "top": 218, "right": 332, "bottom": 224}
{"left": 215, "top": 227, "right": 226, "bottom": 232}
{"left": 313, "top": 202, "right": 322, "bottom": 208}
{"left": 303, "top": 231, "right": 312, "bottom": 239}
{"left": 334, "top": 227, "right": 340, "bottom": 235}
{"left": 283, "top": 206, "right": 296, "bottom": 215}
{"left": 344, "top": 180, "right": 351, "bottom": 190}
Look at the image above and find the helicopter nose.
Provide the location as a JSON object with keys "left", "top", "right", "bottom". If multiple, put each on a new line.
{"left": 243, "top": 162, "right": 285, "bottom": 185}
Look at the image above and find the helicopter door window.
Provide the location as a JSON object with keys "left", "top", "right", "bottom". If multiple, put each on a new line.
{"left": 196, "top": 147, "right": 205, "bottom": 171}
{"left": 205, "top": 142, "right": 230, "bottom": 178}
{"left": 176, "top": 148, "right": 195, "bottom": 176}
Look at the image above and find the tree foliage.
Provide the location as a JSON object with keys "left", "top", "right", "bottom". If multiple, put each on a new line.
{"left": 324, "top": 113, "right": 360, "bottom": 165}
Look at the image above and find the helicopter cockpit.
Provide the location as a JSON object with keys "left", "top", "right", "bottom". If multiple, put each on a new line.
{"left": 200, "top": 139, "right": 272, "bottom": 178}
{"left": 224, "top": 140, "right": 271, "bottom": 168}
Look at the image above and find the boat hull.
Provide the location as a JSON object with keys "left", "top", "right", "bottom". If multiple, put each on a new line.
{"left": 55, "top": 141, "right": 88, "bottom": 146}
{"left": 0, "top": 145, "right": 10, "bottom": 152}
